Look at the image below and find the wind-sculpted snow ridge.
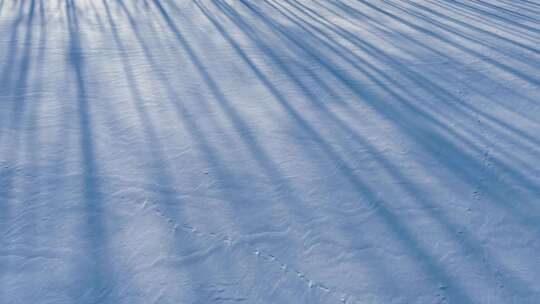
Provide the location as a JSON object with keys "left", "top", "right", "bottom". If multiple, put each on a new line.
{"left": 1, "top": 0, "right": 539, "bottom": 303}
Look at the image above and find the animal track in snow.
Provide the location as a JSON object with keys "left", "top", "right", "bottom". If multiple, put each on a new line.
{"left": 141, "top": 199, "right": 360, "bottom": 303}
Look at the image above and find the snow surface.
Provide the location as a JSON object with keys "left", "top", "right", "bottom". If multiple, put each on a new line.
{"left": 1, "top": 0, "right": 540, "bottom": 303}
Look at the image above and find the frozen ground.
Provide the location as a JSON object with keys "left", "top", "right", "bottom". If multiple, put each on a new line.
{"left": 1, "top": 0, "right": 539, "bottom": 303}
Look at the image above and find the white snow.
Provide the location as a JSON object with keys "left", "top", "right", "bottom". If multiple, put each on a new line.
{"left": 1, "top": 0, "right": 539, "bottom": 303}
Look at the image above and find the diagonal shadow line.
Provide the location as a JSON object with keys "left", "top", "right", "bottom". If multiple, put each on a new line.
{"left": 102, "top": 2, "right": 234, "bottom": 300}
{"left": 450, "top": 0, "right": 540, "bottom": 24}
{"left": 392, "top": 0, "right": 540, "bottom": 52}
{"left": 356, "top": 0, "right": 540, "bottom": 87}
{"left": 244, "top": 0, "right": 540, "bottom": 206}
{"left": 287, "top": 0, "right": 540, "bottom": 138}
{"left": 118, "top": 0, "right": 304, "bottom": 271}
{"left": 275, "top": 0, "right": 540, "bottom": 178}
{"left": 0, "top": 0, "right": 38, "bottom": 244}
{"left": 65, "top": 0, "right": 112, "bottom": 300}
{"left": 208, "top": 0, "right": 482, "bottom": 301}
{"left": 495, "top": 0, "right": 540, "bottom": 13}
{"left": 440, "top": 1, "right": 540, "bottom": 26}
{"left": 193, "top": 0, "right": 403, "bottom": 295}
{"left": 211, "top": 0, "right": 540, "bottom": 300}
{"left": 270, "top": 0, "right": 540, "bottom": 197}
{"left": 1, "top": 0, "right": 46, "bottom": 302}
{"left": 102, "top": 0, "right": 199, "bottom": 243}
{"left": 311, "top": 0, "right": 540, "bottom": 159}
{"left": 0, "top": 0, "right": 28, "bottom": 97}
{"left": 270, "top": 0, "right": 540, "bottom": 216}
{"left": 149, "top": 0, "right": 342, "bottom": 257}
